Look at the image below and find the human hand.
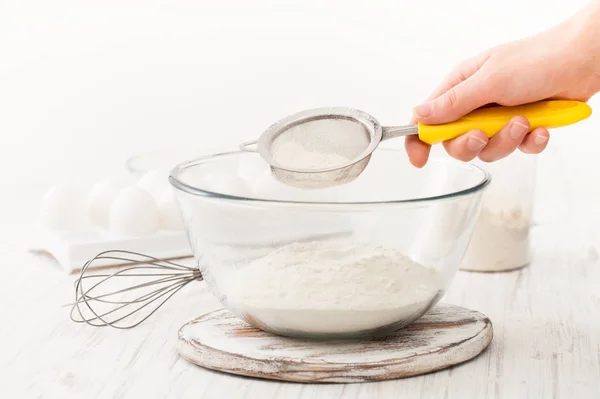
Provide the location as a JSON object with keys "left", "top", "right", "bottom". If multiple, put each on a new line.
{"left": 406, "top": 1, "right": 600, "bottom": 167}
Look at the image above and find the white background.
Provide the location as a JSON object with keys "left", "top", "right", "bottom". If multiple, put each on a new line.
{"left": 1, "top": 0, "right": 598, "bottom": 226}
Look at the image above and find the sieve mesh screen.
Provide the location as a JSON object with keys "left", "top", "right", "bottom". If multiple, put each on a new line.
{"left": 270, "top": 117, "right": 371, "bottom": 171}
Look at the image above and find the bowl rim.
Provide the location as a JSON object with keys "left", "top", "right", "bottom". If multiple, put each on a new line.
{"left": 169, "top": 149, "right": 491, "bottom": 206}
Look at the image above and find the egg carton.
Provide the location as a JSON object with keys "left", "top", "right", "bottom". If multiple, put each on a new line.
{"left": 32, "top": 168, "right": 195, "bottom": 274}
{"left": 29, "top": 225, "right": 193, "bottom": 274}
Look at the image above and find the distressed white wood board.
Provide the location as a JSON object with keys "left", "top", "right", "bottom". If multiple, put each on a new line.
{"left": 27, "top": 225, "right": 193, "bottom": 274}
{"left": 177, "top": 303, "right": 493, "bottom": 383}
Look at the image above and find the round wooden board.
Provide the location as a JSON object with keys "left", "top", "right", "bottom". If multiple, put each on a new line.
{"left": 177, "top": 303, "right": 493, "bottom": 383}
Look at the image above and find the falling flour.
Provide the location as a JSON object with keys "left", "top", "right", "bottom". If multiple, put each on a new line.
{"left": 224, "top": 240, "right": 443, "bottom": 336}
{"left": 460, "top": 206, "right": 531, "bottom": 272}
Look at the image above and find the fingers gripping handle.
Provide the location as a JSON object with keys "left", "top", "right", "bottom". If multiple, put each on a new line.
{"left": 417, "top": 100, "right": 592, "bottom": 145}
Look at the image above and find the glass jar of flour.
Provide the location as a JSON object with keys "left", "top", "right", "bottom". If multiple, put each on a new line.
{"left": 460, "top": 152, "right": 536, "bottom": 272}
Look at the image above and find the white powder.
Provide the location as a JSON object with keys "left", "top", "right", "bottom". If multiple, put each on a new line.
{"left": 224, "top": 240, "right": 443, "bottom": 336}
{"left": 460, "top": 207, "right": 531, "bottom": 272}
{"left": 272, "top": 141, "right": 350, "bottom": 170}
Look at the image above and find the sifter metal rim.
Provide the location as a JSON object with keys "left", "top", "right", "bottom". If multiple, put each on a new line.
{"left": 255, "top": 107, "right": 383, "bottom": 174}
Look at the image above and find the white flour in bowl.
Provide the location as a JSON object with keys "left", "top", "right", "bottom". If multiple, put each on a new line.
{"left": 224, "top": 240, "right": 443, "bottom": 336}
{"left": 460, "top": 206, "right": 531, "bottom": 272}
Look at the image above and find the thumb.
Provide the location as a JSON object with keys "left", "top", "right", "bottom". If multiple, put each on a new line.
{"left": 413, "top": 73, "right": 489, "bottom": 125}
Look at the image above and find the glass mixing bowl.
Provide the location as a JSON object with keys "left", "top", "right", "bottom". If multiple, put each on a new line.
{"left": 170, "top": 148, "right": 490, "bottom": 339}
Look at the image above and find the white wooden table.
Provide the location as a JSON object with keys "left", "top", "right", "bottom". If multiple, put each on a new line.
{"left": 1, "top": 210, "right": 600, "bottom": 398}
{"left": 2, "top": 1, "right": 600, "bottom": 397}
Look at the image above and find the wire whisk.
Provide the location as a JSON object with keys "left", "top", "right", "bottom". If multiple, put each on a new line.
{"left": 67, "top": 250, "right": 202, "bottom": 329}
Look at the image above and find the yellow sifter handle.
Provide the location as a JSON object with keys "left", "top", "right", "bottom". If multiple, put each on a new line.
{"left": 417, "top": 100, "right": 592, "bottom": 145}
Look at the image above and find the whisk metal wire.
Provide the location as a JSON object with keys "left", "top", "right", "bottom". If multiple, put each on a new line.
{"left": 67, "top": 250, "right": 202, "bottom": 329}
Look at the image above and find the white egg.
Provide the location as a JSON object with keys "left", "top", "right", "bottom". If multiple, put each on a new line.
{"left": 198, "top": 172, "right": 221, "bottom": 190}
{"left": 137, "top": 169, "right": 171, "bottom": 202}
{"left": 158, "top": 190, "right": 184, "bottom": 230}
{"left": 236, "top": 157, "right": 269, "bottom": 182}
{"left": 210, "top": 174, "right": 254, "bottom": 197}
{"left": 109, "top": 186, "right": 159, "bottom": 237}
{"left": 40, "top": 185, "right": 86, "bottom": 230}
{"left": 252, "top": 170, "right": 282, "bottom": 198}
{"left": 86, "top": 178, "right": 126, "bottom": 229}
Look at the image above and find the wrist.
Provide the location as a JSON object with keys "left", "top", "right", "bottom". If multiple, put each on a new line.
{"left": 570, "top": 1, "right": 600, "bottom": 95}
